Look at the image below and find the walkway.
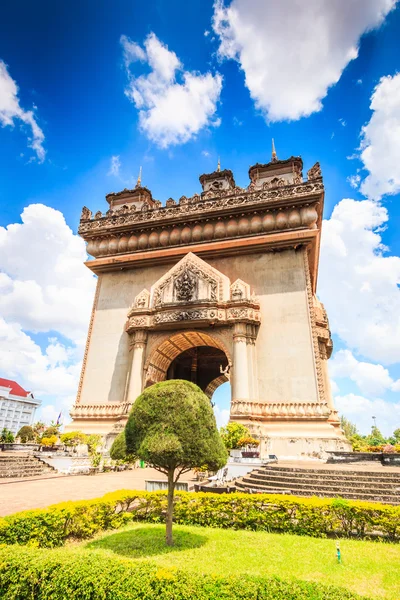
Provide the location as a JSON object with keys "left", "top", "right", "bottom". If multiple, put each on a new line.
{"left": 0, "top": 468, "right": 194, "bottom": 516}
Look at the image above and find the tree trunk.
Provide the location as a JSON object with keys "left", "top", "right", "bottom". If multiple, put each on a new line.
{"left": 166, "top": 469, "right": 175, "bottom": 546}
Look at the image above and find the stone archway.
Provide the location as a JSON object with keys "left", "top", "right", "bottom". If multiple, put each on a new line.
{"left": 144, "top": 331, "right": 231, "bottom": 398}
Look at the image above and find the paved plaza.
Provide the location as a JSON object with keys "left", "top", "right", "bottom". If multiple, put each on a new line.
{"left": 0, "top": 468, "right": 195, "bottom": 516}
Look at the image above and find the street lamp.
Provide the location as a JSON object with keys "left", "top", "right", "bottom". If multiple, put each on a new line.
{"left": 372, "top": 416, "right": 377, "bottom": 428}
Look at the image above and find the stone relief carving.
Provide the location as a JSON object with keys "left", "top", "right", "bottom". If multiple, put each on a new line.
{"left": 78, "top": 180, "right": 324, "bottom": 234}
{"left": 125, "top": 255, "right": 260, "bottom": 334}
{"left": 307, "top": 162, "right": 322, "bottom": 180}
{"left": 133, "top": 289, "right": 150, "bottom": 309}
{"left": 231, "top": 400, "right": 331, "bottom": 419}
{"left": 151, "top": 253, "right": 228, "bottom": 308}
{"left": 81, "top": 206, "right": 92, "bottom": 220}
{"left": 174, "top": 269, "right": 197, "bottom": 302}
{"left": 230, "top": 279, "right": 250, "bottom": 301}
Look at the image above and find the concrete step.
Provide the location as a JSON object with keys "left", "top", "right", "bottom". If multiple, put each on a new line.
{"left": 246, "top": 472, "right": 400, "bottom": 491}
{"left": 234, "top": 480, "right": 399, "bottom": 504}
{"left": 241, "top": 475, "right": 400, "bottom": 495}
{"left": 257, "top": 465, "right": 400, "bottom": 480}
{"left": 0, "top": 454, "right": 56, "bottom": 478}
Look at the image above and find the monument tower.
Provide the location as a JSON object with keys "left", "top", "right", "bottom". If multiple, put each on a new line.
{"left": 68, "top": 149, "right": 350, "bottom": 457}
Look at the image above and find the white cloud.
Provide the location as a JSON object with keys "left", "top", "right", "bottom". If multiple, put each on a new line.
{"left": 0, "top": 318, "right": 79, "bottom": 424}
{"left": 108, "top": 155, "right": 121, "bottom": 177}
{"left": 0, "top": 204, "right": 96, "bottom": 343}
{"left": 121, "top": 32, "right": 222, "bottom": 148}
{"left": 202, "top": 150, "right": 210, "bottom": 157}
{"left": 319, "top": 198, "right": 400, "bottom": 365}
{"left": 335, "top": 393, "right": 400, "bottom": 436}
{"left": 212, "top": 0, "right": 396, "bottom": 122}
{"left": 213, "top": 404, "right": 230, "bottom": 429}
{"left": 0, "top": 204, "right": 96, "bottom": 423}
{"left": 329, "top": 349, "right": 399, "bottom": 397}
{"left": 0, "top": 60, "right": 45, "bottom": 162}
{"left": 347, "top": 174, "right": 361, "bottom": 189}
{"left": 359, "top": 74, "right": 400, "bottom": 200}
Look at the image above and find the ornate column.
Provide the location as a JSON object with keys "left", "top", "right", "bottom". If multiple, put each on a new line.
{"left": 126, "top": 329, "right": 148, "bottom": 404}
{"left": 246, "top": 324, "right": 258, "bottom": 400}
{"left": 232, "top": 322, "right": 250, "bottom": 401}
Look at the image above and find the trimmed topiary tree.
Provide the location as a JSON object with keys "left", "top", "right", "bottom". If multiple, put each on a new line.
{"left": 110, "top": 431, "right": 129, "bottom": 460}
{"left": 125, "top": 379, "right": 227, "bottom": 545}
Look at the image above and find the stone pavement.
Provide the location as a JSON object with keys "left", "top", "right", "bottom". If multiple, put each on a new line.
{"left": 0, "top": 468, "right": 195, "bottom": 516}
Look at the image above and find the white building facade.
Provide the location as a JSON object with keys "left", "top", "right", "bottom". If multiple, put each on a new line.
{"left": 0, "top": 378, "right": 41, "bottom": 436}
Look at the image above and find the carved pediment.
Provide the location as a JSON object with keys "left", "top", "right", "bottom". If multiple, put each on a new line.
{"left": 133, "top": 289, "right": 150, "bottom": 309}
{"left": 126, "top": 253, "right": 261, "bottom": 331}
{"left": 150, "top": 252, "right": 230, "bottom": 307}
{"left": 230, "top": 279, "right": 250, "bottom": 301}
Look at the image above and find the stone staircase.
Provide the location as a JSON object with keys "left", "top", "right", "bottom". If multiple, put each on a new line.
{"left": 0, "top": 453, "right": 56, "bottom": 479}
{"left": 234, "top": 464, "right": 400, "bottom": 504}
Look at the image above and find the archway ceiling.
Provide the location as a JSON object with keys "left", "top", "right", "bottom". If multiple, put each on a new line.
{"left": 147, "top": 331, "right": 227, "bottom": 382}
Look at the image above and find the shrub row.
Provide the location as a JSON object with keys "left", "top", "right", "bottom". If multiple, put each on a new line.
{"left": 0, "top": 490, "right": 399, "bottom": 548}
{"left": 0, "top": 545, "right": 371, "bottom": 600}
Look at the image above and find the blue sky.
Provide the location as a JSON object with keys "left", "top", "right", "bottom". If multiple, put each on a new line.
{"left": 0, "top": 0, "right": 400, "bottom": 435}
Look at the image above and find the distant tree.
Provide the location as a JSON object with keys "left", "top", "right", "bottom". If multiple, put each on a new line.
{"left": 220, "top": 422, "right": 251, "bottom": 450}
{"left": 366, "top": 426, "right": 387, "bottom": 447}
{"left": 86, "top": 434, "right": 103, "bottom": 468}
{"left": 32, "top": 422, "right": 46, "bottom": 443}
{"left": 42, "top": 425, "right": 60, "bottom": 439}
{"left": 60, "top": 431, "right": 87, "bottom": 448}
{"left": 86, "top": 434, "right": 102, "bottom": 454}
{"left": 125, "top": 380, "right": 227, "bottom": 546}
{"left": 392, "top": 428, "right": 400, "bottom": 443}
{"left": 17, "top": 425, "right": 35, "bottom": 443}
{"left": 340, "top": 416, "right": 358, "bottom": 441}
{"left": 0, "top": 428, "right": 14, "bottom": 443}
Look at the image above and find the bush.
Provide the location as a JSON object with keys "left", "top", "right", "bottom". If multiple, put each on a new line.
{"left": 41, "top": 435, "right": 57, "bottom": 447}
{"left": 237, "top": 436, "right": 260, "bottom": 448}
{"left": 0, "top": 490, "right": 399, "bottom": 548}
{"left": 17, "top": 425, "right": 35, "bottom": 443}
{"left": 0, "top": 545, "right": 370, "bottom": 600}
{"left": 220, "top": 422, "right": 250, "bottom": 450}
{"left": 0, "top": 497, "right": 132, "bottom": 548}
{"left": 0, "top": 427, "right": 14, "bottom": 443}
{"left": 60, "top": 431, "right": 87, "bottom": 447}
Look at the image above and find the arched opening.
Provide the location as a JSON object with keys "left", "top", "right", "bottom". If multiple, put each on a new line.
{"left": 166, "top": 346, "right": 228, "bottom": 396}
{"left": 144, "top": 331, "right": 231, "bottom": 398}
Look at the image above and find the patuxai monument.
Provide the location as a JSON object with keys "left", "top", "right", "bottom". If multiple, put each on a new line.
{"left": 68, "top": 148, "right": 350, "bottom": 457}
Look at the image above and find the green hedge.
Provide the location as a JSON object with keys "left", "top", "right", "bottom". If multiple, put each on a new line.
{"left": 0, "top": 490, "right": 399, "bottom": 548}
{"left": 0, "top": 546, "right": 370, "bottom": 600}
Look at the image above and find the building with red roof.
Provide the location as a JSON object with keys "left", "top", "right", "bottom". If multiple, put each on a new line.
{"left": 0, "top": 378, "right": 41, "bottom": 436}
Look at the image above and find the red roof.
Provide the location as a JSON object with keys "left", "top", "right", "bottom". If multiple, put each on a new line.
{"left": 0, "top": 378, "right": 30, "bottom": 398}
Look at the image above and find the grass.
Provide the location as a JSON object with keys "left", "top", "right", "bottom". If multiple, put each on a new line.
{"left": 81, "top": 523, "right": 400, "bottom": 600}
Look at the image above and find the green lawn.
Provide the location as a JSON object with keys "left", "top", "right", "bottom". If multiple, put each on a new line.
{"left": 81, "top": 523, "right": 400, "bottom": 600}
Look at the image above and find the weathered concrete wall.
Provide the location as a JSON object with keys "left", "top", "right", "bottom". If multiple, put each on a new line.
{"left": 79, "top": 249, "right": 317, "bottom": 409}
{"left": 207, "top": 250, "right": 318, "bottom": 405}
{"left": 79, "top": 263, "right": 169, "bottom": 407}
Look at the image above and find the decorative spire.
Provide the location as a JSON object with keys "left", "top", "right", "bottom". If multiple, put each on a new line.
{"left": 271, "top": 139, "right": 277, "bottom": 162}
{"left": 217, "top": 156, "right": 221, "bottom": 172}
{"left": 136, "top": 166, "right": 142, "bottom": 188}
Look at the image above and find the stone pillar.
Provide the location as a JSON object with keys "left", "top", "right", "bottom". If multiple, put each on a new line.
{"left": 232, "top": 322, "right": 250, "bottom": 401}
{"left": 126, "top": 330, "right": 148, "bottom": 404}
{"left": 246, "top": 324, "right": 258, "bottom": 400}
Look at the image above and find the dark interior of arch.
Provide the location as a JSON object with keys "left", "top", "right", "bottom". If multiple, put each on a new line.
{"left": 166, "top": 345, "right": 228, "bottom": 393}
